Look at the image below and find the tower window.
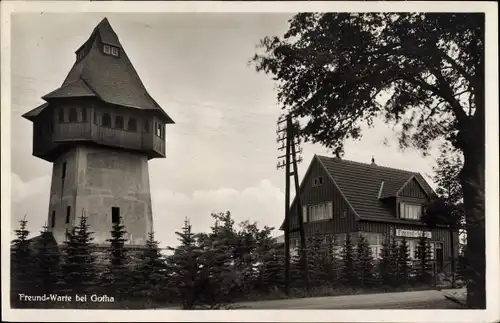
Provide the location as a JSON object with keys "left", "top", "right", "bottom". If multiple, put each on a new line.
{"left": 51, "top": 211, "right": 56, "bottom": 228}
{"left": 62, "top": 162, "right": 67, "bottom": 179}
{"left": 94, "top": 110, "right": 98, "bottom": 125}
{"left": 58, "top": 108, "right": 65, "bottom": 123}
{"left": 69, "top": 108, "right": 78, "bottom": 122}
{"left": 155, "top": 122, "right": 162, "bottom": 138}
{"left": 112, "top": 207, "right": 120, "bottom": 224}
{"left": 115, "top": 116, "right": 124, "bottom": 129}
{"left": 128, "top": 118, "right": 137, "bottom": 132}
{"left": 111, "top": 47, "right": 119, "bottom": 56}
{"left": 144, "top": 120, "right": 150, "bottom": 133}
{"left": 103, "top": 44, "right": 111, "bottom": 54}
{"left": 102, "top": 113, "right": 111, "bottom": 127}
{"left": 81, "top": 107, "right": 87, "bottom": 122}
{"left": 66, "top": 206, "right": 71, "bottom": 224}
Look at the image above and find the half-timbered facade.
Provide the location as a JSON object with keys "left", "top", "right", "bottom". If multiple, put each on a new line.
{"left": 281, "top": 155, "right": 459, "bottom": 274}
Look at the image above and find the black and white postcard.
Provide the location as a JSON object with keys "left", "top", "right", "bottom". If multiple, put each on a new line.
{"left": 1, "top": 1, "right": 498, "bottom": 322}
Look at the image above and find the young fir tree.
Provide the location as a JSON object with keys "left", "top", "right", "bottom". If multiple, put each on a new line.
{"left": 32, "top": 225, "right": 61, "bottom": 296}
{"left": 11, "top": 217, "right": 33, "bottom": 304}
{"left": 60, "top": 214, "right": 97, "bottom": 294}
{"left": 166, "top": 218, "right": 204, "bottom": 309}
{"left": 416, "top": 235, "right": 433, "bottom": 284}
{"left": 377, "top": 238, "right": 393, "bottom": 287}
{"left": 133, "top": 231, "right": 167, "bottom": 302}
{"left": 258, "top": 244, "right": 285, "bottom": 293}
{"left": 397, "top": 237, "right": 411, "bottom": 285}
{"left": 355, "top": 234, "right": 375, "bottom": 288}
{"left": 101, "top": 218, "right": 131, "bottom": 299}
{"left": 340, "top": 233, "right": 357, "bottom": 287}
{"left": 389, "top": 237, "right": 401, "bottom": 286}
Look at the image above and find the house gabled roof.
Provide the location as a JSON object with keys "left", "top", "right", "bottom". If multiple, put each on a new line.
{"left": 316, "top": 155, "right": 436, "bottom": 220}
{"left": 24, "top": 17, "right": 174, "bottom": 124}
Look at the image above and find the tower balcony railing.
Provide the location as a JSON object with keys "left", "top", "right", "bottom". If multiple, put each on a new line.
{"left": 53, "top": 122, "right": 92, "bottom": 142}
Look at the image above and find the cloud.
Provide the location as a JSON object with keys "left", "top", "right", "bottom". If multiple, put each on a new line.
{"left": 11, "top": 172, "right": 51, "bottom": 203}
{"left": 151, "top": 179, "right": 284, "bottom": 248}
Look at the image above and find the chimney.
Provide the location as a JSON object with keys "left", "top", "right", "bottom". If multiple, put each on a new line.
{"left": 335, "top": 147, "right": 342, "bottom": 159}
{"left": 371, "top": 156, "right": 376, "bottom": 165}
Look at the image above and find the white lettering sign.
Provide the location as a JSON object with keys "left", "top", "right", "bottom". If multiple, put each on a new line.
{"left": 395, "top": 229, "right": 431, "bottom": 239}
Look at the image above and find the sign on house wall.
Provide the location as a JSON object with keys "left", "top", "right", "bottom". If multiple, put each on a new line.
{"left": 395, "top": 229, "right": 432, "bottom": 239}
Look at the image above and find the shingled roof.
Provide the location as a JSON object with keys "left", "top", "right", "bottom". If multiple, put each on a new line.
{"left": 23, "top": 17, "right": 174, "bottom": 124}
{"left": 316, "top": 155, "right": 436, "bottom": 220}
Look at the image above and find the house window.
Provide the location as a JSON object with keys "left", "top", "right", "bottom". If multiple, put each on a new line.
{"left": 400, "top": 203, "right": 422, "bottom": 220}
{"left": 102, "top": 113, "right": 111, "bottom": 127}
{"left": 93, "top": 110, "right": 98, "bottom": 125}
{"left": 302, "top": 206, "right": 307, "bottom": 223}
{"left": 144, "top": 120, "right": 150, "bottom": 133}
{"left": 51, "top": 211, "right": 56, "bottom": 228}
{"left": 318, "top": 176, "right": 324, "bottom": 185}
{"left": 68, "top": 108, "right": 78, "bottom": 122}
{"left": 112, "top": 207, "right": 120, "bottom": 224}
{"left": 66, "top": 206, "right": 71, "bottom": 224}
{"left": 115, "top": 116, "right": 124, "bottom": 129}
{"left": 81, "top": 107, "right": 87, "bottom": 122}
{"left": 103, "top": 44, "right": 111, "bottom": 54}
{"left": 111, "top": 47, "right": 119, "bottom": 56}
{"left": 307, "top": 202, "right": 333, "bottom": 222}
{"left": 359, "top": 232, "right": 384, "bottom": 259}
{"left": 128, "top": 118, "right": 137, "bottom": 132}
{"left": 58, "top": 108, "right": 65, "bottom": 123}
{"left": 312, "top": 178, "right": 318, "bottom": 187}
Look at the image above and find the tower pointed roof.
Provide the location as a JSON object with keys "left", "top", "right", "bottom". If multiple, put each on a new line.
{"left": 24, "top": 17, "right": 174, "bottom": 124}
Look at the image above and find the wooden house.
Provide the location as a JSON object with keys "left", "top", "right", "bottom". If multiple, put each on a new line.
{"left": 282, "top": 155, "right": 459, "bottom": 274}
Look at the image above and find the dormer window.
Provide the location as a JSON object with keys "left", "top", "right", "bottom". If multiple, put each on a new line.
{"left": 103, "top": 44, "right": 119, "bottom": 57}
{"left": 103, "top": 44, "right": 111, "bottom": 55}
{"left": 400, "top": 202, "right": 422, "bottom": 220}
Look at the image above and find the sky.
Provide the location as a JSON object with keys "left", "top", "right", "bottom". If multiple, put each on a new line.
{"left": 10, "top": 12, "right": 443, "bottom": 249}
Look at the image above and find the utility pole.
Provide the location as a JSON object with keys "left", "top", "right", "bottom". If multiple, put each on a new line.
{"left": 277, "top": 114, "right": 310, "bottom": 294}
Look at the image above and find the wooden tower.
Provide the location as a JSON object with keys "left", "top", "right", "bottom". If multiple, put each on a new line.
{"left": 22, "top": 18, "right": 174, "bottom": 246}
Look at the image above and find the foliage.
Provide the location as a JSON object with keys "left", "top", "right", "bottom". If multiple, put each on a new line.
{"left": 378, "top": 237, "right": 398, "bottom": 287}
{"left": 166, "top": 218, "right": 204, "bottom": 309}
{"left": 340, "top": 233, "right": 357, "bottom": 286}
{"left": 100, "top": 219, "right": 131, "bottom": 299}
{"left": 397, "top": 237, "right": 411, "bottom": 285}
{"left": 11, "top": 217, "right": 34, "bottom": 303}
{"left": 32, "top": 225, "right": 61, "bottom": 295}
{"left": 134, "top": 232, "right": 168, "bottom": 302}
{"left": 60, "top": 214, "right": 97, "bottom": 294}
{"left": 416, "top": 236, "right": 433, "bottom": 284}
{"left": 252, "top": 12, "right": 485, "bottom": 308}
{"left": 355, "top": 234, "right": 375, "bottom": 288}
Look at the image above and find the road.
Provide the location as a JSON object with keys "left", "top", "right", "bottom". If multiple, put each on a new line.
{"left": 232, "top": 288, "right": 466, "bottom": 309}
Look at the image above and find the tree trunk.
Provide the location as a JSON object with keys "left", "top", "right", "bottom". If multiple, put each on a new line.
{"left": 459, "top": 142, "right": 486, "bottom": 309}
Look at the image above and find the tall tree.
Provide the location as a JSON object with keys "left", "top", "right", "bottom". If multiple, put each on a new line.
{"left": 252, "top": 13, "right": 485, "bottom": 308}
{"left": 101, "top": 219, "right": 131, "bottom": 299}
{"left": 423, "top": 142, "right": 464, "bottom": 283}
{"left": 11, "top": 217, "right": 33, "bottom": 305}
{"left": 60, "top": 214, "right": 97, "bottom": 294}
